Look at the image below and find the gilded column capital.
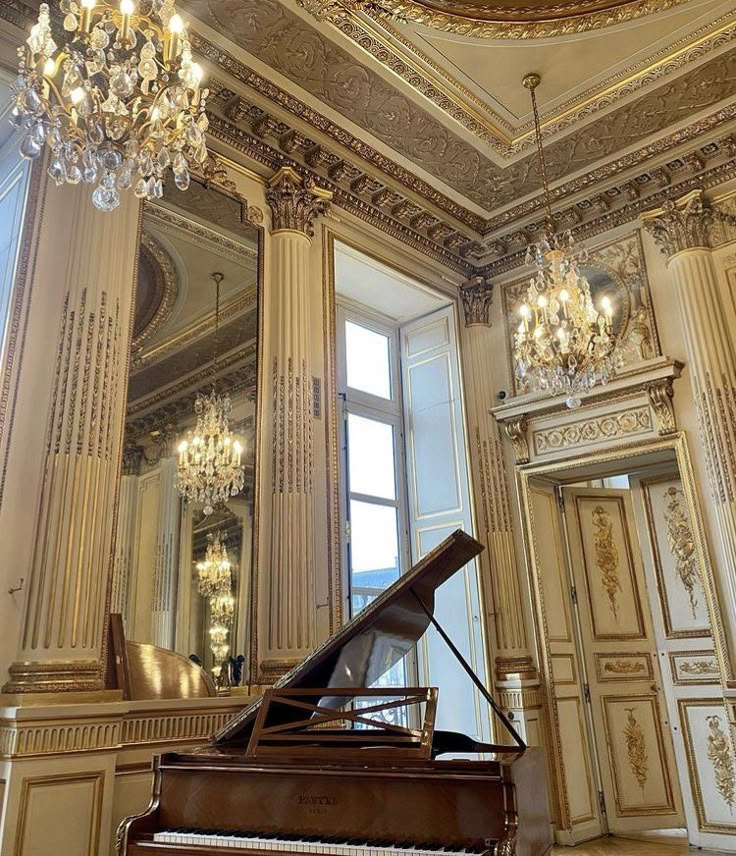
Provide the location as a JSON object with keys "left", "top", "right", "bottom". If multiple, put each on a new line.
{"left": 640, "top": 189, "right": 714, "bottom": 258}
{"left": 266, "top": 166, "right": 332, "bottom": 237}
{"left": 459, "top": 275, "right": 494, "bottom": 327}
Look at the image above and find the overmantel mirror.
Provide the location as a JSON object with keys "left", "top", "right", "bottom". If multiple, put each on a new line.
{"left": 112, "top": 172, "right": 261, "bottom": 691}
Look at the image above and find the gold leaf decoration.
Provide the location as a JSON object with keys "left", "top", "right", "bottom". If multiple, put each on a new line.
{"left": 706, "top": 715, "right": 736, "bottom": 811}
{"left": 605, "top": 660, "right": 645, "bottom": 674}
{"left": 680, "top": 660, "right": 719, "bottom": 675}
{"left": 663, "top": 485, "right": 702, "bottom": 618}
{"left": 624, "top": 707, "right": 649, "bottom": 791}
{"left": 592, "top": 505, "right": 622, "bottom": 619}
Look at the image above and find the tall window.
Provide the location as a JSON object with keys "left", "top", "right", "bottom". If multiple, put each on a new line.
{"left": 337, "top": 309, "right": 409, "bottom": 617}
{"left": 334, "top": 244, "right": 490, "bottom": 741}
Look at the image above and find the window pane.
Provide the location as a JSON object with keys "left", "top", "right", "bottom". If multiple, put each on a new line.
{"left": 345, "top": 321, "right": 391, "bottom": 399}
{"left": 349, "top": 501, "right": 400, "bottom": 586}
{"left": 347, "top": 414, "right": 396, "bottom": 500}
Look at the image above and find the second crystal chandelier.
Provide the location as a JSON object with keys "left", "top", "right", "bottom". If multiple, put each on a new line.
{"left": 12, "top": 0, "right": 209, "bottom": 211}
{"left": 176, "top": 273, "right": 244, "bottom": 516}
{"left": 513, "top": 74, "right": 617, "bottom": 409}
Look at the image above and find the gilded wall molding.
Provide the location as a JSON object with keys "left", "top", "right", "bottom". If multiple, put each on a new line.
{"left": 459, "top": 276, "right": 493, "bottom": 327}
{"left": 351, "top": 0, "right": 690, "bottom": 39}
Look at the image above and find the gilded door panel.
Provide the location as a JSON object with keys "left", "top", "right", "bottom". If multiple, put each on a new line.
{"left": 678, "top": 701, "right": 736, "bottom": 833}
{"left": 641, "top": 475, "right": 711, "bottom": 638}
{"left": 573, "top": 494, "right": 645, "bottom": 639}
{"left": 563, "top": 487, "right": 685, "bottom": 834}
{"left": 530, "top": 487, "right": 572, "bottom": 643}
{"left": 529, "top": 480, "right": 603, "bottom": 841}
{"left": 601, "top": 694, "right": 678, "bottom": 816}
{"left": 558, "top": 695, "right": 597, "bottom": 825}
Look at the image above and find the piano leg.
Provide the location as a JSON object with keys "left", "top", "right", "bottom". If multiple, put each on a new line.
{"left": 501, "top": 748, "right": 553, "bottom": 856}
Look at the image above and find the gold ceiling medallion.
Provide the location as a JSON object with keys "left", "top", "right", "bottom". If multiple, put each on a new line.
{"left": 363, "top": 0, "right": 691, "bottom": 38}
{"left": 513, "top": 73, "right": 618, "bottom": 408}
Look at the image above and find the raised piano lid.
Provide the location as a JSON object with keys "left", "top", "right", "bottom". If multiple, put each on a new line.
{"left": 215, "top": 529, "right": 484, "bottom": 745}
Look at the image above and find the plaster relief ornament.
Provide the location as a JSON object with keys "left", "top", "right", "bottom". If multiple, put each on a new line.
{"left": 662, "top": 485, "right": 702, "bottom": 618}
{"left": 592, "top": 504, "right": 622, "bottom": 620}
{"left": 11, "top": 0, "right": 210, "bottom": 211}
{"left": 624, "top": 707, "right": 649, "bottom": 791}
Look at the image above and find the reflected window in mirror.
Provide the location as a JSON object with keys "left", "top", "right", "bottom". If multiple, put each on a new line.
{"left": 112, "top": 177, "right": 260, "bottom": 691}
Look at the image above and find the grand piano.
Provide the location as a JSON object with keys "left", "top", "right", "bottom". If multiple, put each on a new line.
{"left": 118, "top": 530, "right": 552, "bottom": 856}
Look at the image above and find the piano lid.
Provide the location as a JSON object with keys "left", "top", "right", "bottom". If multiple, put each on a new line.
{"left": 214, "top": 529, "right": 483, "bottom": 745}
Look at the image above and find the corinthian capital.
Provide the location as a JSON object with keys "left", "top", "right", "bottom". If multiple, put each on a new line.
{"left": 459, "top": 275, "right": 494, "bottom": 327}
{"left": 640, "top": 189, "right": 714, "bottom": 258}
{"left": 266, "top": 166, "right": 332, "bottom": 237}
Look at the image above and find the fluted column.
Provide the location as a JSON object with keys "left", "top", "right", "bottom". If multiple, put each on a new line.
{"left": 258, "top": 167, "right": 331, "bottom": 684}
{"left": 1, "top": 180, "right": 139, "bottom": 695}
{"left": 458, "top": 277, "right": 540, "bottom": 741}
{"left": 110, "top": 448, "right": 143, "bottom": 626}
{"left": 642, "top": 190, "right": 736, "bottom": 681}
{"left": 151, "top": 456, "right": 180, "bottom": 648}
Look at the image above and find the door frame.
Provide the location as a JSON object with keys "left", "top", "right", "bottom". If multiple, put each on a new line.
{"left": 516, "top": 433, "right": 727, "bottom": 842}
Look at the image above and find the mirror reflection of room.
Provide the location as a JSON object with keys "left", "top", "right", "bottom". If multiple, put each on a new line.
{"left": 110, "top": 179, "right": 259, "bottom": 689}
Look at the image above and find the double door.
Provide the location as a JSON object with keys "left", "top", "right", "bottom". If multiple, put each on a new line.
{"left": 529, "top": 482, "right": 687, "bottom": 841}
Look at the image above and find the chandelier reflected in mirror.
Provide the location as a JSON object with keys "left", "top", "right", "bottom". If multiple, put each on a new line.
{"left": 195, "top": 531, "right": 235, "bottom": 674}
{"left": 513, "top": 74, "right": 617, "bottom": 409}
{"left": 176, "top": 272, "right": 245, "bottom": 516}
{"left": 11, "top": 0, "right": 209, "bottom": 211}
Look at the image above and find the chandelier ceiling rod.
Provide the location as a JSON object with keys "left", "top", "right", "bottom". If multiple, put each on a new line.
{"left": 211, "top": 271, "right": 224, "bottom": 385}
{"left": 523, "top": 73, "right": 554, "bottom": 228}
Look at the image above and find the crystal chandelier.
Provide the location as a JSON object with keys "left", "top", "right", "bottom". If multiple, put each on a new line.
{"left": 176, "top": 273, "right": 244, "bottom": 516}
{"left": 513, "top": 74, "right": 617, "bottom": 409}
{"left": 11, "top": 0, "right": 209, "bottom": 212}
{"left": 196, "top": 531, "right": 235, "bottom": 672}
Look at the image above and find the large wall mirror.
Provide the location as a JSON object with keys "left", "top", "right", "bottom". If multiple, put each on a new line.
{"left": 112, "top": 176, "right": 261, "bottom": 689}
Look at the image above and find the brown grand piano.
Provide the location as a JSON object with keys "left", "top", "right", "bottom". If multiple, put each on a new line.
{"left": 118, "top": 530, "right": 552, "bottom": 856}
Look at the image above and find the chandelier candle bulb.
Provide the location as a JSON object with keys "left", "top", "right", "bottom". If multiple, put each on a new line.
{"left": 79, "top": 0, "right": 95, "bottom": 33}
{"left": 166, "top": 14, "right": 184, "bottom": 64}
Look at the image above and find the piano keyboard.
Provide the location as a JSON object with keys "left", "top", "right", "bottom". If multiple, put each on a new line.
{"left": 152, "top": 830, "right": 490, "bottom": 855}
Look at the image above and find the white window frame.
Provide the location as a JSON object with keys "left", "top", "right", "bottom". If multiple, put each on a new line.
{"left": 336, "top": 302, "right": 411, "bottom": 620}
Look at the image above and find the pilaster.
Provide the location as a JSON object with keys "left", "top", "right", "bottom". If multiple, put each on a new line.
{"left": 642, "top": 189, "right": 736, "bottom": 684}
{"left": 0, "top": 180, "right": 140, "bottom": 695}
{"left": 151, "top": 457, "right": 180, "bottom": 649}
{"left": 257, "top": 167, "right": 331, "bottom": 683}
{"left": 110, "top": 472, "right": 140, "bottom": 625}
{"left": 457, "top": 276, "right": 540, "bottom": 742}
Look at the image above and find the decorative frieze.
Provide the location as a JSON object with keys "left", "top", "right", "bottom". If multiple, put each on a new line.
{"left": 533, "top": 407, "right": 652, "bottom": 455}
{"left": 459, "top": 276, "right": 494, "bottom": 327}
{"left": 266, "top": 166, "right": 332, "bottom": 237}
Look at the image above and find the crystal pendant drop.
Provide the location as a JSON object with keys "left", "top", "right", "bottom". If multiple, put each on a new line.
{"left": 20, "top": 134, "right": 42, "bottom": 159}
{"left": 92, "top": 171, "right": 120, "bottom": 211}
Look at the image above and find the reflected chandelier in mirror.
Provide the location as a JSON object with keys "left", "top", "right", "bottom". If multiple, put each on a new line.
{"left": 112, "top": 173, "right": 260, "bottom": 684}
